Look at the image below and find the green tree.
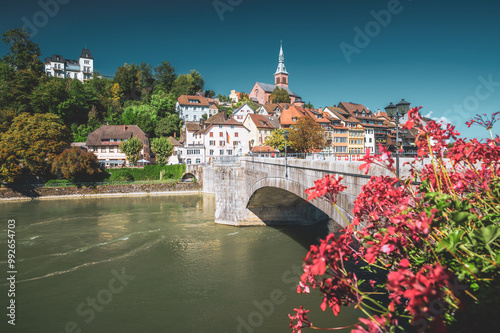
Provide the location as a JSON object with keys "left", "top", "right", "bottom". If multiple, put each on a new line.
{"left": 288, "top": 116, "right": 326, "bottom": 152}
{"left": 263, "top": 129, "right": 287, "bottom": 152}
{"left": 155, "top": 114, "right": 182, "bottom": 138}
{"left": 30, "top": 77, "right": 67, "bottom": 114}
{"left": 119, "top": 137, "right": 143, "bottom": 166}
{"left": 270, "top": 87, "right": 291, "bottom": 103}
{"left": 0, "top": 64, "right": 40, "bottom": 113}
{"left": 139, "top": 62, "right": 155, "bottom": 99}
{"left": 150, "top": 90, "right": 176, "bottom": 117}
{"left": 121, "top": 104, "right": 158, "bottom": 137}
{"left": 2, "top": 28, "right": 43, "bottom": 74}
{"left": 0, "top": 113, "right": 72, "bottom": 176}
{"left": 154, "top": 61, "right": 176, "bottom": 92}
{"left": 114, "top": 63, "right": 141, "bottom": 102}
{"left": 305, "top": 101, "right": 314, "bottom": 109}
{"left": 51, "top": 147, "right": 105, "bottom": 182}
{"left": 150, "top": 137, "right": 173, "bottom": 165}
{"left": 204, "top": 90, "right": 215, "bottom": 98}
{"left": 190, "top": 70, "right": 204, "bottom": 93}
{"left": 0, "top": 108, "right": 19, "bottom": 133}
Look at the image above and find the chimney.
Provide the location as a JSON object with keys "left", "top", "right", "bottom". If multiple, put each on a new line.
{"left": 285, "top": 104, "right": 289, "bottom": 110}
{"left": 123, "top": 125, "right": 126, "bottom": 131}
{"left": 318, "top": 107, "right": 323, "bottom": 113}
{"left": 174, "top": 132, "right": 176, "bottom": 138}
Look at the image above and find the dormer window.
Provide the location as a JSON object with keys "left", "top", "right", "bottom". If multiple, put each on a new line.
{"left": 292, "top": 117, "right": 297, "bottom": 122}
{"left": 86, "top": 53, "right": 89, "bottom": 57}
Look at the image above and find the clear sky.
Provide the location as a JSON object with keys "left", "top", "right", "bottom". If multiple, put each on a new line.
{"left": 1, "top": 0, "right": 500, "bottom": 140}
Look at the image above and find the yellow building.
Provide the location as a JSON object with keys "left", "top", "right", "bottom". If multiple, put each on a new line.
{"left": 348, "top": 124, "right": 365, "bottom": 154}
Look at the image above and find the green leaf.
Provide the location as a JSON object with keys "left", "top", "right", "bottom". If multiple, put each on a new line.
{"left": 472, "top": 225, "right": 500, "bottom": 246}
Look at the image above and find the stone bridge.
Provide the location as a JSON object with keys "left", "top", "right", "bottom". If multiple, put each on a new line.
{"left": 189, "top": 156, "right": 411, "bottom": 227}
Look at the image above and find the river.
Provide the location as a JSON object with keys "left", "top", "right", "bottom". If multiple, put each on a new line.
{"left": 0, "top": 194, "right": 361, "bottom": 332}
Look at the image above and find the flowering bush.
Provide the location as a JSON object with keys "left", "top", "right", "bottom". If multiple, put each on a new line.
{"left": 289, "top": 108, "right": 500, "bottom": 332}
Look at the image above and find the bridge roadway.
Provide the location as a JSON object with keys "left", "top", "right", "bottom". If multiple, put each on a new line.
{"left": 188, "top": 156, "right": 412, "bottom": 227}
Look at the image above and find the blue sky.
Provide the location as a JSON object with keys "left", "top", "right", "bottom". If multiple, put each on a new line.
{"left": 1, "top": 0, "right": 500, "bottom": 140}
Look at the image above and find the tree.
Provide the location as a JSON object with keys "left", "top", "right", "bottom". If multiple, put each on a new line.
{"left": 0, "top": 63, "right": 40, "bottom": 113}
{"left": 155, "top": 114, "right": 182, "bottom": 138}
{"left": 288, "top": 116, "right": 326, "bottom": 152}
{"left": 51, "top": 147, "right": 105, "bottom": 182}
{"left": 305, "top": 101, "right": 314, "bottom": 109}
{"left": 150, "top": 137, "right": 173, "bottom": 165}
{"left": 263, "top": 129, "right": 287, "bottom": 152}
{"left": 204, "top": 90, "right": 215, "bottom": 98}
{"left": 119, "top": 137, "right": 143, "bottom": 166}
{"left": 2, "top": 28, "right": 43, "bottom": 74}
{"left": 270, "top": 87, "right": 291, "bottom": 103}
{"left": 190, "top": 70, "right": 205, "bottom": 93}
{"left": 150, "top": 90, "right": 176, "bottom": 117}
{"left": 170, "top": 70, "right": 205, "bottom": 98}
{"left": 121, "top": 104, "right": 158, "bottom": 137}
{"left": 0, "top": 113, "right": 72, "bottom": 176}
{"left": 154, "top": 61, "right": 176, "bottom": 92}
{"left": 139, "top": 62, "right": 155, "bottom": 99}
{"left": 0, "top": 146, "right": 22, "bottom": 183}
{"left": 114, "top": 63, "right": 141, "bottom": 101}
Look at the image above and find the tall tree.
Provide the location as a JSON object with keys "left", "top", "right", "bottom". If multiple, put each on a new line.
{"left": 150, "top": 137, "right": 173, "bottom": 165}
{"left": 1, "top": 28, "right": 43, "bottom": 74}
{"left": 204, "top": 90, "right": 215, "bottom": 98}
{"left": 270, "top": 87, "right": 291, "bottom": 103}
{"left": 154, "top": 61, "right": 176, "bottom": 92}
{"left": 51, "top": 147, "right": 105, "bottom": 182}
{"left": 119, "top": 137, "right": 143, "bottom": 166}
{"left": 0, "top": 113, "right": 72, "bottom": 176}
{"left": 288, "top": 116, "right": 326, "bottom": 152}
{"left": 139, "top": 62, "right": 155, "bottom": 99}
{"left": 114, "top": 63, "right": 141, "bottom": 102}
{"left": 190, "top": 70, "right": 204, "bottom": 93}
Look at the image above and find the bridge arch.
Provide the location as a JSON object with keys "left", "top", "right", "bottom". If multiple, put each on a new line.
{"left": 247, "top": 177, "right": 352, "bottom": 228}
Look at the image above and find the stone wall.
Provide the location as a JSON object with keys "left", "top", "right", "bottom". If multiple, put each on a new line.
{"left": 0, "top": 182, "right": 200, "bottom": 200}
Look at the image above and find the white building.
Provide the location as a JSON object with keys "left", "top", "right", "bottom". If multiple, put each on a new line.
{"left": 44, "top": 48, "right": 94, "bottom": 82}
{"left": 178, "top": 113, "right": 250, "bottom": 164}
{"left": 243, "top": 114, "right": 280, "bottom": 147}
{"left": 176, "top": 95, "right": 210, "bottom": 122}
{"left": 232, "top": 103, "right": 255, "bottom": 122}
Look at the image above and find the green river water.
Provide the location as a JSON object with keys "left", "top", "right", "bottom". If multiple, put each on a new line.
{"left": 1, "top": 194, "right": 361, "bottom": 332}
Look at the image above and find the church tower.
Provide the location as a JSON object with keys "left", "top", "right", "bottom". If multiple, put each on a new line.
{"left": 274, "top": 41, "right": 289, "bottom": 88}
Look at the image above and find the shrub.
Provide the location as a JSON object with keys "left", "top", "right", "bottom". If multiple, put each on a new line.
{"left": 106, "top": 164, "right": 185, "bottom": 181}
{"left": 289, "top": 109, "right": 500, "bottom": 333}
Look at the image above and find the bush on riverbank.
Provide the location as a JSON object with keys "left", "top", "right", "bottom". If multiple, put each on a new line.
{"left": 106, "top": 164, "right": 185, "bottom": 181}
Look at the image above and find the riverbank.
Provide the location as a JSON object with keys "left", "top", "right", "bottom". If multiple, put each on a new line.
{"left": 0, "top": 182, "right": 202, "bottom": 202}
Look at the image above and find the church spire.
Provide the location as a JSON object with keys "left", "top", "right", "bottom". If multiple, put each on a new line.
{"left": 275, "top": 41, "right": 288, "bottom": 75}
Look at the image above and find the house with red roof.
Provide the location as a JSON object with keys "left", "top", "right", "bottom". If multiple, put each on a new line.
{"left": 176, "top": 95, "right": 210, "bottom": 122}
{"left": 232, "top": 103, "right": 255, "bottom": 122}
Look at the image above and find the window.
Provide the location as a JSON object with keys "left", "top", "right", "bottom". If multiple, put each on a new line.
{"left": 187, "top": 159, "right": 192, "bottom": 165}
{"left": 235, "top": 132, "right": 239, "bottom": 137}
{"left": 210, "top": 140, "right": 215, "bottom": 146}
{"left": 231, "top": 125, "right": 234, "bottom": 129}
{"left": 210, "top": 149, "right": 214, "bottom": 156}
{"left": 219, "top": 125, "right": 223, "bottom": 128}
{"left": 101, "top": 147, "right": 106, "bottom": 153}
{"left": 195, "top": 158, "right": 201, "bottom": 164}
{"left": 227, "top": 150, "right": 233, "bottom": 155}
{"left": 193, "top": 115, "right": 197, "bottom": 121}
{"left": 84, "top": 60, "right": 90, "bottom": 64}
{"left": 110, "top": 146, "right": 114, "bottom": 152}
{"left": 220, "top": 150, "right": 224, "bottom": 155}
{"left": 219, "top": 132, "right": 223, "bottom": 137}
{"left": 369, "top": 138, "right": 372, "bottom": 143}
{"left": 219, "top": 141, "right": 224, "bottom": 146}
{"left": 210, "top": 132, "right": 213, "bottom": 137}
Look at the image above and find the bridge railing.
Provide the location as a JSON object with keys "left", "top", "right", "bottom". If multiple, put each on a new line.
{"left": 250, "top": 152, "right": 417, "bottom": 161}
{"left": 211, "top": 156, "right": 241, "bottom": 165}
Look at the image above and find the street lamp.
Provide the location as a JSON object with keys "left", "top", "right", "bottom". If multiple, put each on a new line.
{"left": 385, "top": 99, "right": 410, "bottom": 179}
{"left": 283, "top": 130, "right": 289, "bottom": 179}
{"left": 250, "top": 139, "right": 255, "bottom": 169}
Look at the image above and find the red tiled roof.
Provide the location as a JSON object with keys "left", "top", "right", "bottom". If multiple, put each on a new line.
{"left": 177, "top": 95, "right": 209, "bottom": 106}
{"left": 252, "top": 145, "right": 278, "bottom": 153}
